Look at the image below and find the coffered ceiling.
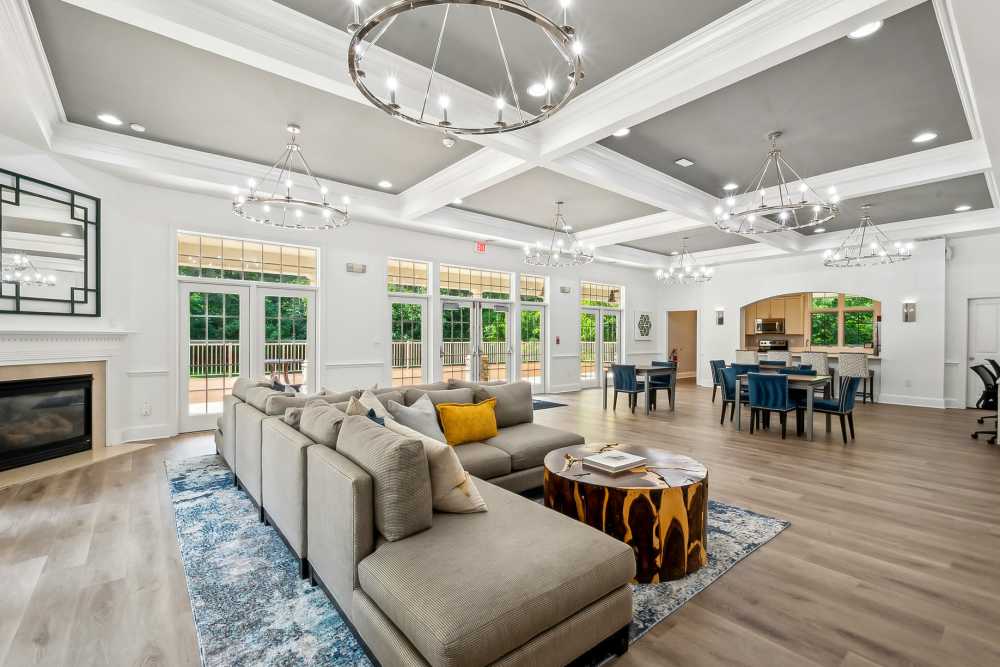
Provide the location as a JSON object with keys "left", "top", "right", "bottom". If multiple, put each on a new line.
{"left": 624, "top": 226, "right": 755, "bottom": 256}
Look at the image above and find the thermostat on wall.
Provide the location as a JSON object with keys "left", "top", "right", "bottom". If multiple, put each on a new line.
{"left": 559, "top": 286, "right": 572, "bottom": 294}
{"left": 346, "top": 263, "right": 367, "bottom": 274}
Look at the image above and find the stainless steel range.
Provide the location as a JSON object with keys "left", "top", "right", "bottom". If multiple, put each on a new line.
{"left": 758, "top": 339, "right": 789, "bottom": 353}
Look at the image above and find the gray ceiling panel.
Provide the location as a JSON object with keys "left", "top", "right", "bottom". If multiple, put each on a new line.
{"left": 29, "top": 0, "right": 479, "bottom": 192}
{"left": 623, "top": 225, "right": 755, "bottom": 256}
{"left": 599, "top": 2, "right": 972, "bottom": 195}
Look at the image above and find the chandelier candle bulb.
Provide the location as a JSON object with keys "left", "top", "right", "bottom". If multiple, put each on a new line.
{"left": 524, "top": 201, "right": 594, "bottom": 268}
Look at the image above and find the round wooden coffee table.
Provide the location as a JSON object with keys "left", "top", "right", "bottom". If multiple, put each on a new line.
{"left": 543, "top": 444, "right": 708, "bottom": 584}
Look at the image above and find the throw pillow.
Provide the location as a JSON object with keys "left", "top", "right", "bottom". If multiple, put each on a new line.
{"left": 366, "top": 408, "right": 385, "bottom": 427}
{"left": 358, "top": 389, "right": 390, "bottom": 418}
{"left": 282, "top": 407, "right": 303, "bottom": 429}
{"left": 384, "top": 417, "right": 487, "bottom": 513}
{"left": 386, "top": 394, "right": 446, "bottom": 442}
{"left": 337, "top": 416, "right": 433, "bottom": 541}
{"left": 404, "top": 386, "right": 474, "bottom": 407}
{"left": 474, "top": 381, "right": 533, "bottom": 428}
{"left": 436, "top": 398, "right": 499, "bottom": 446}
{"left": 345, "top": 395, "right": 367, "bottom": 417}
{"left": 299, "top": 403, "right": 347, "bottom": 447}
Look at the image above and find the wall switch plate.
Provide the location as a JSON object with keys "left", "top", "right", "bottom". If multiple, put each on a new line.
{"left": 141, "top": 402, "right": 152, "bottom": 416}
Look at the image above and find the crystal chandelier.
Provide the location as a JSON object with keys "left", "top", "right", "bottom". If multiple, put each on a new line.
{"left": 655, "top": 238, "right": 713, "bottom": 286}
{"left": 823, "top": 205, "right": 913, "bottom": 268}
{"left": 347, "top": 0, "right": 584, "bottom": 136}
{"left": 523, "top": 201, "right": 594, "bottom": 268}
{"left": 715, "top": 131, "right": 839, "bottom": 235}
{"left": 1, "top": 253, "right": 57, "bottom": 287}
{"left": 232, "top": 125, "right": 349, "bottom": 230}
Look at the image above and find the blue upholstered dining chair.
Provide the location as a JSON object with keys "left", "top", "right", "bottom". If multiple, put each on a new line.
{"left": 801, "top": 376, "right": 862, "bottom": 444}
{"left": 731, "top": 362, "right": 760, "bottom": 375}
{"left": 759, "top": 360, "right": 787, "bottom": 368}
{"left": 709, "top": 359, "right": 726, "bottom": 403}
{"left": 611, "top": 364, "right": 645, "bottom": 413}
{"left": 719, "top": 366, "right": 750, "bottom": 424}
{"left": 748, "top": 373, "right": 797, "bottom": 439}
{"left": 648, "top": 360, "right": 676, "bottom": 410}
{"left": 779, "top": 366, "right": 816, "bottom": 406}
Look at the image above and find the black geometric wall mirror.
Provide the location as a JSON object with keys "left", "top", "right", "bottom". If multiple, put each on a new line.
{"left": 0, "top": 168, "right": 100, "bottom": 316}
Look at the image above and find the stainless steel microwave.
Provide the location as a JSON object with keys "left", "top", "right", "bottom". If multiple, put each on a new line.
{"left": 755, "top": 319, "right": 785, "bottom": 334}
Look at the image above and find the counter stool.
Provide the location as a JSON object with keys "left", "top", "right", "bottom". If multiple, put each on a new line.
{"left": 838, "top": 352, "right": 875, "bottom": 403}
{"left": 799, "top": 352, "right": 833, "bottom": 398}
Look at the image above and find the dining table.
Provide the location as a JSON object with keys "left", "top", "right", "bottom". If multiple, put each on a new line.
{"left": 602, "top": 364, "right": 677, "bottom": 415}
{"left": 735, "top": 373, "right": 832, "bottom": 441}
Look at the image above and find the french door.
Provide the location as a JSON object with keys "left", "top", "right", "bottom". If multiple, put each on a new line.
{"left": 390, "top": 296, "right": 428, "bottom": 387}
{"left": 258, "top": 288, "right": 317, "bottom": 394}
{"left": 520, "top": 306, "right": 545, "bottom": 391}
{"left": 580, "top": 308, "right": 620, "bottom": 387}
{"left": 967, "top": 297, "right": 1000, "bottom": 407}
{"left": 439, "top": 300, "right": 511, "bottom": 383}
{"left": 180, "top": 284, "right": 250, "bottom": 432}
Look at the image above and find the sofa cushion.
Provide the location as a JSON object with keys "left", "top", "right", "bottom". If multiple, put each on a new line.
{"left": 447, "top": 378, "right": 506, "bottom": 389}
{"left": 232, "top": 377, "right": 272, "bottom": 401}
{"left": 299, "top": 403, "right": 347, "bottom": 447}
{"left": 386, "top": 395, "right": 446, "bottom": 442}
{"left": 337, "top": 416, "right": 433, "bottom": 542}
{"left": 437, "top": 398, "right": 498, "bottom": 446}
{"left": 485, "top": 423, "right": 585, "bottom": 471}
{"left": 451, "top": 443, "right": 511, "bottom": 479}
{"left": 323, "top": 389, "right": 362, "bottom": 403}
{"left": 282, "top": 407, "right": 303, "bottom": 429}
{"left": 404, "top": 387, "right": 474, "bottom": 407}
{"left": 245, "top": 386, "right": 281, "bottom": 412}
{"left": 216, "top": 415, "right": 223, "bottom": 433}
{"left": 474, "top": 381, "right": 533, "bottom": 428}
{"left": 357, "top": 481, "right": 635, "bottom": 667}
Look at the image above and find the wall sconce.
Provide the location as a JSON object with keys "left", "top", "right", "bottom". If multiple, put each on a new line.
{"left": 902, "top": 300, "right": 917, "bottom": 323}
{"left": 714, "top": 307, "right": 725, "bottom": 326}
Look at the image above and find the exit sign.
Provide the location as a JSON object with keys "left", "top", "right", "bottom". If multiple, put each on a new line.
{"left": 475, "top": 240, "right": 488, "bottom": 254}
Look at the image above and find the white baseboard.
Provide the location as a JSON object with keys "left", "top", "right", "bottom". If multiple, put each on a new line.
{"left": 548, "top": 382, "right": 583, "bottom": 393}
{"left": 945, "top": 397, "right": 966, "bottom": 409}
{"left": 119, "top": 423, "right": 174, "bottom": 443}
{"left": 678, "top": 371, "right": 696, "bottom": 379}
{"left": 878, "top": 394, "right": 946, "bottom": 409}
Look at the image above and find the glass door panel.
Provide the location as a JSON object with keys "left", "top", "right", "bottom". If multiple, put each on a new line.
{"left": 441, "top": 302, "right": 473, "bottom": 382}
{"left": 479, "top": 305, "right": 510, "bottom": 383}
{"left": 260, "top": 289, "right": 316, "bottom": 393}
{"left": 602, "top": 313, "right": 620, "bottom": 370}
{"left": 390, "top": 299, "right": 426, "bottom": 387}
{"left": 520, "top": 307, "right": 544, "bottom": 389}
{"left": 580, "top": 310, "right": 598, "bottom": 384}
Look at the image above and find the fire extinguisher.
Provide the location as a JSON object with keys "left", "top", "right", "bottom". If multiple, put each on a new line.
{"left": 670, "top": 348, "right": 679, "bottom": 363}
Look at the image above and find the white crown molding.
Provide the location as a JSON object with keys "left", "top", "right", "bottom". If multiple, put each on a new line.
{"left": 932, "top": 0, "right": 984, "bottom": 143}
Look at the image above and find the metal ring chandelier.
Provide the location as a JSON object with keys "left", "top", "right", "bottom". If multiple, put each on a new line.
{"left": 823, "top": 205, "right": 913, "bottom": 268}
{"left": 655, "top": 238, "right": 713, "bottom": 286}
{"left": 347, "top": 0, "right": 584, "bottom": 135}
{"left": 715, "top": 131, "right": 839, "bottom": 235}
{"left": 232, "top": 125, "right": 350, "bottom": 231}
{"left": 524, "top": 201, "right": 595, "bottom": 268}
{"left": 1, "top": 253, "right": 57, "bottom": 287}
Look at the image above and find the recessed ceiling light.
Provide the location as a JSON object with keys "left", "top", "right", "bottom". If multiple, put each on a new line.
{"left": 723, "top": 182, "right": 738, "bottom": 191}
{"left": 675, "top": 158, "right": 694, "bottom": 168}
{"left": 527, "top": 82, "right": 547, "bottom": 97}
{"left": 453, "top": 198, "right": 463, "bottom": 205}
{"left": 912, "top": 131, "right": 938, "bottom": 144}
{"left": 60, "top": 232, "right": 73, "bottom": 237}
{"left": 612, "top": 128, "right": 630, "bottom": 138}
{"left": 378, "top": 180, "right": 393, "bottom": 189}
{"left": 129, "top": 123, "right": 146, "bottom": 133}
{"left": 669, "top": 250, "right": 679, "bottom": 256}
{"left": 848, "top": 20, "right": 883, "bottom": 39}
{"left": 97, "top": 113, "right": 123, "bottom": 126}
{"left": 813, "top": 227, "right": 826, "bottom": 234}
{"left": 954, "top": 204, "right": 972, "bottom": 212}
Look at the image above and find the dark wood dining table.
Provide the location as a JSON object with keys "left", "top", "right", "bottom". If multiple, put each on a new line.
{"left": 735, "top": 373, "right": 831, "bottom": 441}
{"left": 603, "top": 364, "right": 677, "bottom": 415}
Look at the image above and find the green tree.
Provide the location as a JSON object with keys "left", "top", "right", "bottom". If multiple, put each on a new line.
{"left": 811, "top": 312, "right": 837, "bottom": 346}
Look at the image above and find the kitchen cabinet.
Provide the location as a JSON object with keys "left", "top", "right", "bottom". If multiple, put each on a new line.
{"left": 756, "top": 300, "right": 770, "bottom": 319}
{"left": 769, "top": 298, "right": 785, "bottom": 320}
{"left": 744, "top": 303, "right": 756, "bottom": 335}
{"left": 785, "top": 296, "right": 804, "bottom": 335}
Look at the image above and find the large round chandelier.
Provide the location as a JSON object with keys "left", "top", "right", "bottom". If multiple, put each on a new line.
{"left": 523, "top": 201, "right": 594, "bottom": 268}
{"left": 232, "top": 125, "right": 349, "bottom": 231}
{"left": 655, "top": 238, "right": 713, "bottom": 286}
{"left": 823, "top": 205, "right": 913, "bottom": 268}
{"left": 715, "top": 131, "right": 839, "bottom": 235}
{"left": 1, "top": 253, "right": 56, "bottom": 287}
{"left": 347, "top": 0, "right": 584, "bottom": 136}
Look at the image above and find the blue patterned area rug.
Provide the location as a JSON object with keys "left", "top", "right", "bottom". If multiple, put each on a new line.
{"left": 166, "top": 455, "right": 788, "bottom": 665}
{"left": 533, "top": 399, "right": 568, "bottom": 410}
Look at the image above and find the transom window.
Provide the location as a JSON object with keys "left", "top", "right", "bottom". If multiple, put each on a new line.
{"left": 439, "top": 264, "right": 511, "bottom": 300}
{"left": 519, "top": 274, "right": 546, "bottom": 303}
{"left": 178, "top": 232, "right": 317, "bottom": 285}
{"left": 580, "top": 281, "right": 622, "bottom": 308}
{"left": 809, "top": 293, "right": 879, "bottom": 347}
{"left": 387, "top": 258, "right": 429, "bottom": 294}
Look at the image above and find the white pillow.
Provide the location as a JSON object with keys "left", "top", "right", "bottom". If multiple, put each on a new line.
{"left": 384, "top": 417, "right": 487, "bottom": 514}
{"left": 358, "top": 389, "right": 388, "bottom": 418}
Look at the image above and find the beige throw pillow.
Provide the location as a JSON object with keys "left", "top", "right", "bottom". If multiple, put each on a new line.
{"left": 384, "top": 417, "right": 487, "bottom": 514}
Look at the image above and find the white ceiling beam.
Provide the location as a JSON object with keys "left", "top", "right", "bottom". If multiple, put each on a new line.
{"left": 798, "top": 208, "right": 1000, "bottom": 252}
{"left": 575, "top": 212, "right": 705, "bottom": 247}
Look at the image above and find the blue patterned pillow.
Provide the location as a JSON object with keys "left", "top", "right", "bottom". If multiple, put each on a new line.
{"left": 366, "top": 408, "right": 385, "bottom": 427}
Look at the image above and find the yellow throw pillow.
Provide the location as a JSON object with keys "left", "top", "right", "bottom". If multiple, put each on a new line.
{"left": 436, "top": 398, "right": 498, "bottom": 446}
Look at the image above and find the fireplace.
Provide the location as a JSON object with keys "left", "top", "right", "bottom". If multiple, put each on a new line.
{"left": 0, "top": 374, "right": 93, "bottom": 471}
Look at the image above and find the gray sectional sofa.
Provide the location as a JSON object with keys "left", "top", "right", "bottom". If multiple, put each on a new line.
{"left": 217, "top": 379, "right": 634, "bottom": 666}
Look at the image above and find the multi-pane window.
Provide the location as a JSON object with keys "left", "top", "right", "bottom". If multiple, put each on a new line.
{"left": 187, "top": 292, "right": 240, "bottom": 415}
{"left": 439, "top": 264, "right": 511, "bottom": 300}
{"left": 178, "top": 232, "right": 317, "bottom": 285}
{"left": 809, "top": 293, "right": 879, "bottom": 348}
{"left": 519, "top": 274, "right": 546, "bottom": 303}
{"left": 580, "top": 281, "right": 622, "bottom": 308}
{"left": 387, "top": 258, "right": 429, "bottom": 294}
{"left": 391, "top": 302, "right": 424, "bottom": 386}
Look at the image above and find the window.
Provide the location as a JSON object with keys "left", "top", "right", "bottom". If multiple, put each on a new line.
{"left": 809, "top": 293, "right": 879, "bottom": 347}
{"left": 580, "top": 281, "right": 622, "bottom": 308}
{"left": 390, "top": 302, "right": 425, "bottom": 386}
{"left": 387, "top": 258, "right": 429, "bottom": 294}
{"left": 178, "top": 232, "right": 316, "bottom": 285}
{"left": 439, "top": 264, "right": 511, "bottom": 300}
{"left": 264, "top": 295, "right": 309, "bottom": 386}
{"left": 519, "top": 274, "right": 546, "bottom": 303}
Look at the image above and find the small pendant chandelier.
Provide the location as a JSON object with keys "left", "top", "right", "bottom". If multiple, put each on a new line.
{"left": 523, "top": 201, "right": 595, "bottom": 268}
{"left": 823, "top": 205, "right": 913, "bottom": 268}
{"left": 655, "top": 238, "right": 713, "bottom": 286}
{"left": 1, "top": 253, "right": 57, "bottom": 287}
{"left": 232, "top": 124, "right": 349, "bottom": 230}
{"left": 715, "top": 131, "right": 838, "bottom": 235}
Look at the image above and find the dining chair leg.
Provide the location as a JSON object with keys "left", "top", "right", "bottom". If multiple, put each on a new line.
{"left": 613, "top": 391, "right": 619, "bottom": 411}
{"left": 780, "top": 412, "right": 787, "bottom": 439}
{"left": 720, "top": 401, "right": 728, "bottom": 425}
{"left": 630, "top": 394, "right": 636, "bottom": 414}
{"left": 848, "top": 412, "right": 855, "bottom": 440}
{"left": 796, "top": 409, "right": 804, "bottom": 436}
{"left": 730, "top": 402, "right": 736, "bottom": 421}
{"left": 839, "top": 414, "right": 848, "bottom": 444}
{"left": 862, "top": 378, "right": 868, "bottom": 404}
{"left": 712, "top": 385, "right": 718, "bottom": 403}
{"left": 749, "top": 408, "right": 755, "bottom": 434}
{"left": 868, "top": 371, "right": 875, "bottom": 403}
{"left": 826, "top": 414, "right": 832, "bottom": 432}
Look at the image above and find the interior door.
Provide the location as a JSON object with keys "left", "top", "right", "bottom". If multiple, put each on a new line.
{"left": 520, "top": 306, "right": 545, "bottom": 391}
{"left": 967, "top": 297, "right": 1000, "bottom": 406}
{"left": 179, "top": 283, "right": 250, "bottom": 432}
{"left": 390, "top": 297, "right": 427, "bottom": 387}
{"left": 259, "top": 288, "right": 317, "bottom": 393}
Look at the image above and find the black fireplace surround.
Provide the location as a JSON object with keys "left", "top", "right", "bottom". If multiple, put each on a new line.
{"left": 0, "top": 374, "right": 93, "bottom": 471}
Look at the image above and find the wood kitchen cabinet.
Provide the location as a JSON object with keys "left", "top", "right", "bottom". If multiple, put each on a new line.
{"left": 784, "top": 296, "right": 804, "bottom": 335}
{"left": 756, "top": 300, "right": 770, "bottom": 319}
{"left": 769, "top": 298, "right": 785, "bottom": 320}
{"left": 744, "top": 303, "right": 756, "bottom": 335}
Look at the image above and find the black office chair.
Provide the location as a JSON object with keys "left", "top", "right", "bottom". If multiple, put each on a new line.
{"left": 987, "top": 358, "right": 1000, "bottom": 381}
{"left": 970, "top": 365, "right": 997, "bottom": 444}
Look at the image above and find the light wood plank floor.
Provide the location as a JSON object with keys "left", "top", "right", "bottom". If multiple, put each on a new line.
{"left": 2, "top": 382, "right": 998, "bottom": 666}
